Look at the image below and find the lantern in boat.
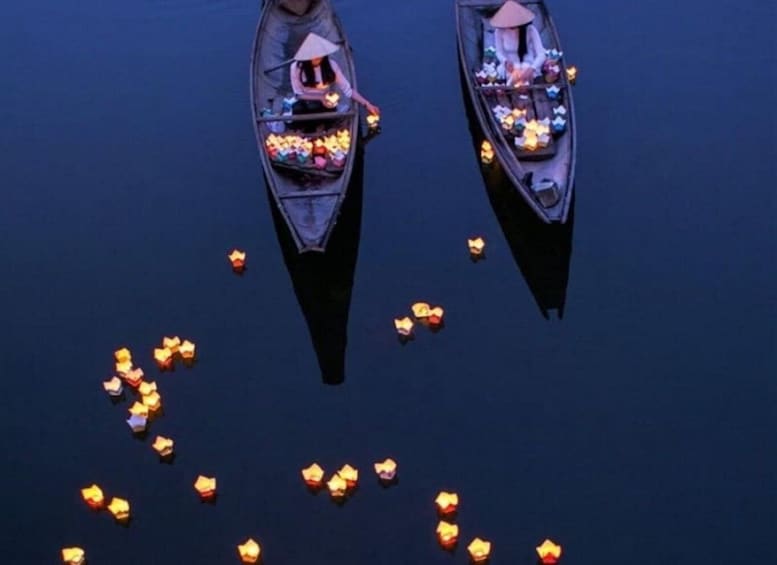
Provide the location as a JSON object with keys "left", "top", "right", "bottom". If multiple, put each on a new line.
{"left": 81, "top": 484, "right": 104, "bottom": 509}
{"left": 114, "top": 348, "right": 132, "bottom": 363}
{"left": 323, "top": 91, "right": 340, "bottom": 109}
{"left": 524, "top": 134, "right": 539, "bottom": 151}
{"left": 61, "top": 547, "right": 86, "bottom": 565}
{"left": 566, "top": 66, "right": 577, "bottom": 84}
{"left": 500, "top": 114, "right": 514, "bottom": 132}
{"left": 411, "top": 302, "right": 431, "bottom": 318}
{"left": 312, "top": 138, "right": 326, "bottom": 156}
{"left": 374, "top": 458, "right": 397, "bottom": 481}
{"left": 467, "top": 538, "right": 492, "bottom": 563}
{"left": 163, "top": 336, "right": 181, "bottom": 353}
{"left": 480, "top": 140, "right": 494, "bottom": 164}
{"left": 229, "top": 249, "right": 247, "bottom": 272}
{"left": 103, "top": 376, "right": 123, "bottom": 397}
{"left": 546, "top": 85, "right": 561, "bottom": 100}
{"left": 237, "top": 538, "right": 262, "bottom": 564}
{"left": 107, "top": 497, "right": 130, "bottom": 522}
{"left": 126, "top": 414, "right": 147, "bottom": 433}
{"left": 128, "top": 401, "right": 149, "bottom": 418}
{"left": 536, "top": 539, "right": 562, "bottom": 563}
{"left": 436, "top": 521, "right": 459, "bottom": 549}
{"left": 194, "top": 475, "right": 217, "bottom": 500}
{"left": 428, "top": 306, "right": 444, "bottom": 326}
{"left": 179, "top": 340, "right": 196, "bottom": 360}
{"left": 115, "top": 360, "right": 133, "bottom": 375}
{"left": 366, "top": 113, "right": 380, "bottom": 131}
{"left": 337, "top": 464, "right": 358, "bottom": 487}
{"left": 327, "top": 473, "right": 347, "bottom": 498}
{"left": 553, "top": 105, "right": 567, "bottom": 117}
{"left": 142, "top": 391, "right": 162, "bottom": 412}
{"left": 152, "top": 435, "right": 174, "bottom": 458}
{"left": 138, "top": 381, "right": 156, "bottom": 396}
{"left": 154, "top": 347, "right": 173, "bottom": 370}
{"left": 394, "top": 316, "right": 414, "bottom": 337}
{"left": 301, "top": 463, "right": 325, "bottom": 488}
{"left": 552, "top": 116, "right": 566, "bottom": 134}
{"left": 468, "top": 237, "right": 485, "bottom": 257}
{"left": 123, "top": 367, "right": 144, "bottom": 388}
{"left": 435, "top": 491, "right": 459, "bottom": 516}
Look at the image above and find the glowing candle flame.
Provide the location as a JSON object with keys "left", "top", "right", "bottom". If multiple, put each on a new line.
{"left": 467, "top": 538, "right": 492, "bottom": 562}
{"left": 436, "top": 521, "right": 459, "bottom": 549}
{"left": 301, "top": 463, "right": 325, "bottom": 487}
{"left": 435, "top": 491, "right": 459, "bottom": 516}
{"left": 194, "top": 475, "right": 217, "bottom": 500}
{"left": 107, "top": 497, "right": 130, "bottom": 522}
{"left": 80, "top": 484, "right": 104, "bottom": 509}
{"left": 536, "top": 539, "right": 562, "bottom": 564}
{"left": 103, "top": 376, "right": 123, "bottom": 397}
{"left": 237, "top": 538, "right": 262, "bottom": 563}
{"left": 61, "top": 547, "right": 86, "bottom": 565}
{"left": 152, "top": 436, "right": 174, "bottom": 458}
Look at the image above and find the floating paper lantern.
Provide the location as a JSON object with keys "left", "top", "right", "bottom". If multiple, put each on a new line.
{"left": 566, "top": 66, "right": 577, "bottom": 84}
{"left": 323, "top": 92, "right": 340, "bottom": 109}
{"left": 467, "top": 538, "right": 492, "bottom": 563}
{"left": 468, "top": 237, "right": 485, "bottom": 256}
{"left": 179, "top": 340, "right": 196, "bottom": 360}
{"left": 81, "top": 484, "right": 104, "bottom": 509}
{"left": 237, "top": 538, "right": 262, "bottom": 563}
{"left": 536, "top": 539, "right": 562, "bottom": 564}
{"left": 107, "top": 497, "right": 130, "bottom": 522}
{"left": 142, "top": 391, "right": 162, "bottom": 412}
{"left": 61, "top": 547, "right": 86, "bottom": 565}
{"left": 126, "top": 414, "right": 147, "bottom": 433}
{"left": 436, "top": 521, "right": 459, "bottom": 549}
{"left": 123, "top": 367, "right": 144, "bottom": 388}
{"left": 114, "top": 348, "right": 132, "bottom": 363}
{"left": 128, "top": 401, "right": 149, "bottom": 418}
{"left": 115, "top": 360, "right": 133, "bottom": 375}
{"left": 163, "top": 336, "right": 181, "bottom": 353}
{"left": 327, "top": 473, "right": 347, "bottom": 498}
{"left": 152, "top": 435, "right": 174, "bottom": 458}
{"left": 301, "top": 463, "right": 325, "bottom": 487}
{"left": 103, "top": 376, "right": 123, "bottom": 397}
{"left": 480, "top": 140, "right": 494, "bottom": 164}
{"left": 373, "top": 458, "right": 397, "bottom": 481}
{"left": 228, "top": 249, "right": 246, "bottom": 272}
{"left": 394, "top": 317, "right": 414, "bottom": 337}
{"left": 366, "top": 113, "right": 381, "bottom": 130}
{"left": 194, "top": 475, "right": 217, "bottom": 500}
{"left": 154, "top": 348, "right": 173, "bottom": 370}
{"left": 412, "top": 302, "right": 431, "bottom": 318}
{"left": 435, "top": 491, "right": 459, "bottom": 516}
{"left": 138, "top": 381, "right": 157, "bottom": 396}
{"left": 428, "top": 306, "right": 444, "bottom": 326}
{"left": 338, "top": 464, "right": 358, "bottom": 487}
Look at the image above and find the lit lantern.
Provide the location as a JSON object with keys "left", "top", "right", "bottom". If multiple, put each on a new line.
{"left": 61, "top": 547, "right": 86, "bottom": 565}
{"left": 103, "top": 376, "right": 123, "bottom": 397}
{"left": 80, "top": 484, "right": 105, "bottom": 509}
{"left": 194, "top": 475, "right": 217, "bottom": 500}
{"left": 162, "top": 336, "right": 181, "bottom": 353}
{"left": 566, "top": 66, "right": 577, "bottom": 85}
{"left": 468, "top": 237, "right": 485, "bottom": 256}
{"left": 114, "top": 348, "right": 132, "bottom": 363}
{"left": 323, "top": 91, "right": 340, "bottom": 109}
{"left": 394, "top": 317, "right": 414, "bottom": 337}
{"left": 123, "top": 367, "right": 144, "bottom": 388}
{"left": 107, "top": 497, "right": 130, "bottom": 522}
{"left": 115, "top": 360, "right": 133, "bottom": 375}
{"left": 152, "top": 435, "right": 174, "bottom": 458}
{"left": 142, "top": 391, "right": 162, "bottom": 412}
{"left": 237, "top": 538, "right": 262, "bottom": 564}
{"left": 301, "top": 463, "right": 325, "bottom": 488}
{"left": 327, "top": 473, "right": 347, "bottom": 498}
{"left": 411, "top": 302, "right": 431, "bottom": 318}
{"left": 366, "top": 113, "right": 381, "bottom": 131}
{"left": 373, "top": 458, "right": 398, "bottom": 481}
{"left": 337, "top": 464, "right": 358, "bottom": 487}
{"left": 536, "top": 539, "right": 562, "bottom": 564}
{"left": 435, "top": 491, "right": 459, "bottom": 516}
{"left": 467, "top": 538, "right": 492, "bottom": 563}
{"left": 428, "top": 306, "right": 444, "bottom": 326}
{"left": 154, "top": 347, "right": 173, "bottom": 370}
{"left": 126, "top": 414, "right": 147, "bottom": 433}
{"left": 480, "top": 140, "right": 494, "bottom": 164}
{"left": 436, "top": 521, "right": 459, "bottom": 549}
{"left": 179, "top": 340, "right": 196, "bottom": 360}
{"left": 138, "top": 381, "right": 157, "bottom": 396}
{"left": 128, "top": 401, "right": 149, "bottom": 418}
{"left": 228, "top": 249, "right": 247, "bottom": 272}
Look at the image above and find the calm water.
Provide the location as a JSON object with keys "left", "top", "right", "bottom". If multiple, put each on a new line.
{"left": 2, "top": 0, "right": 775, "bottom": 563}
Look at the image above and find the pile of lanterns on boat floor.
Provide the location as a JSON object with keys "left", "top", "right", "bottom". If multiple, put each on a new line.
{"left": 264, "top": 129, "right": 351, "bottom": 170}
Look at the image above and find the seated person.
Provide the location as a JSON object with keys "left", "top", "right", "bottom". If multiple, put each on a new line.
{"left": 290, "top": 33, "right": 379, "bottom": 120}
{"left": 490, "top": 0, "right": 546, "bottom": 85}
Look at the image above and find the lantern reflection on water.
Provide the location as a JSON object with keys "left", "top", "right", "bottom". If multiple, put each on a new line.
{"left": 194, "top": 475, "right": 217, "bottom": 500}
{"left": 152, "top": 436, "right": 174, "bottom": 458}
{"left": 373, "top": 458, "right": 397, "bottom": 481}
{"left": 435, "top": 491, "right": 459, "bottom": 516}
{"left": 237, "top": 538, "right": 261, "bottom": 563}
{"left": 80, "top": 484, "right": 104, "bottom": 509}
{"left": 301, "top": 463, "right": 325, "bottom": 488}
{"left": 436, "top": 521, "right": 459, "bottom": 549}
{"left": 536, "top": 539, "right": 562, "bottom": 563}
{"left": 61, "top": 547, "right": 86, "bottom": 565}
{"left": 103, "top": 376, "right": 123, "bottom": 397}
{"left": 467, "top": 538, "right": 492, "bottom": 563}
{"left": 107, "top": 497, "right": 130, "bottom": 522}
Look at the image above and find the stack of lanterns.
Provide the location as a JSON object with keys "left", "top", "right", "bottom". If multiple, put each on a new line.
{"left": 492, "top": 105, "right": 529, "bottom": 137}
{"left": 475, "top": 61, "right": 501, "bottom": 86}
{"left": 80, "top": 483, "right": 131, "bottom": 524}
{"left": 480, "top": 140, "right": 494, "bottom": 164}
{"left": 515, "top": 118, "right": 552, "bottom": 152}
{"left": 264, "top": 129, "right": 351, "bottom": 170}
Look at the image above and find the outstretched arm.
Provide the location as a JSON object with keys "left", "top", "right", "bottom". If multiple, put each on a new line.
{"left": 332, "top": 59, "right": 380, "bottom": 115}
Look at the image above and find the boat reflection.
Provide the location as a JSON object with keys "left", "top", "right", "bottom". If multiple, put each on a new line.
{"left": 269, "top": 141, "right": 364, "bottom": 384}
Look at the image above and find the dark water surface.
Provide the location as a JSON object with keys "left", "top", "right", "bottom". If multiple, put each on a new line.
{"left": 2, "top": 0, "right": 775, "bottom": 563}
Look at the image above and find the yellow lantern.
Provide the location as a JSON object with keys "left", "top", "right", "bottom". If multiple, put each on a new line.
{"left": 107, "top": 497, "right": 130, "bottom": 522}
{"left": 435, "top": 491, "right": 459, "bottom": 516}
{"left": 61, "top": 547, "right": 86, "bottom": 565}
{"left": 536, "top": 539, "right": 562, "bottom": 564}
{"left": 102, "top": 376, "right": 123, "bottom": 397}
{"left": 194, "top": 475, "right": 217, "bottom": 500}
{"left": 327, "top": 473, "right": 347, "bottom": 498}
{"left": 436, "top": 521, "right": 459, "bottom": 549}
{"left": 152, "top": 435, "right": 174, "bottom": 458}
{"left": 467, "top": 538, "right": 492, "bottom": 563}
{"left": 128, "top": 401, "right": 149, "bottom": 418}
{"left": 228, "top": 249, "right": 246, "bottom": 272}
{"left": 428, "top": 306, "right": 444, "bottom": 326}
{"left": 373, "top": 458, "right": 397, "bottom": 481}
{"left": 154, "top": 347, "right": 173, "bottom": 370}
{"left": 179, "top": 340, "right": 196, "bottom": 360}
{"left": 301, "top": 463, "right": 325, "bottom": 488}
{"left": 480, "top": 140, "right": 494, "bottom": 164}
{"left": 138, "top": 381, "right": 157, "bottom": 396}
{"left": 115, "top": 360, "right": 133, "bottom": 375}
{"left": 123, "top": 367, "right": 144, "bottom": 388}
{"left": 323, "top": 92, "right": 340, "bottom": 109}
{"left": 411, "top": 302, "right": 431, "bottom": 318}
{"left": 468, "top": 237, "right": 485, "bottom": 256}
{"left": 162, "top": 336, "right": 181, "bottom": 353}
{"left": 366, "top": 113, "right": 381, "bottom": 130}
{"left": 142, "top": 391, "right": 162, "bottom": 412}
{"left": 80, "top": 484, "right": 104, "bottom": 509}
{"left": 114, "top": 348, "right": 132, "bottom": 363}
{"left": 566, "top": 66, "right": 577, "bottom": 84}
{"left": 237, "top": 538, "right": 262, "bottom": 564}
{"left": 394, "top": 317, "right": 414, "bottom": 337}
{"left": 337, "top": 464, "right": 359, "bottom": 487}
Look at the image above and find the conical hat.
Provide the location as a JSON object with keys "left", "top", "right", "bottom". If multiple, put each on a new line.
{"left": 490, "top": 1, "right": 535, "bottom": 28}
{"left": 293, "top": 32, "right": 339, "bottom": 61}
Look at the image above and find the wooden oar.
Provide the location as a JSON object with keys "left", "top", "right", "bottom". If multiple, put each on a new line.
{"left": 263, "top": 40, "right": 347, "bottom": 74}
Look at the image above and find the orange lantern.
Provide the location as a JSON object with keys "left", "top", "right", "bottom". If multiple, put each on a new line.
{"left": 123, "top": 367, "right": 144, "bottom": 388}
{"left": 373, "top": 458, "right": 397, "bottom": 481}
{"left": 467, "top": 538, "right": 492, "bottom": 563}
{"left": 126, "top": 414, "right": 147, "bottom": 433}
{"left": 128, "top": 401, "right": 149, "bottom": 418}
{"left": 152, "top": 435, "right": 174, "bottom": 458}
{"left": 428, "top": 306, "right": 444, "bottom": 326}
{"left": 162, "top": 336, "right": 181, "bottom": 353}
{"left": 468, "top": 237, "right": 486, "bottom": 257}
{"left": 566, "top": 66, "right": 577, "bottom": 85}
{"left": 61, "top": 547, "right": 86, "bottom": 565}
{"left": 337, "top": 464, "right": 358, "bottom": 488}
{"left": 394, "top": 317, "right": 414, "bottom": 337}
{"left": 80, "top": 484, "right": 104, "bottom": 509}
{"left": 107, "top": 497, "right": 130, "bottom": 522}
{"left": 114, "top": 348, "right": 132, "bottom": 363}
{"left": 142, "top": 391, "right": 162, "bottom": 412}
{"left": 138, "top": 381, "right": 157, "bottom": 396}
{"left": 154, "top": 347, "right": 173, "bottom": 370}
{"left": 115, "top": 360, "right": 133, "bottom": 375}
{"left": 179, "top": 340, "right": 196, "bottom": 360}
{"left": 228, "top": 249, "right": 247, "bottom": 272}
{"left": 194, "top": 475, "right": 217, "bottom": 500}
{"left": 536, "top": 539, "right": 562, "bottom": 564}
{"left": 435, "top": 491, "right": 459, "bottom": 516}
{"left": 411, "top": 302, "right": 431, "bottom": 318}
{"left": 102, "top": 376, "right": 123, "bottom": 397}
{"left": 237, "top": 538, "right": 261, "bottom": 564}
{"left": 301, "top": 463, "right": 325, "bottom": 488}
{"left": 436, "top": 521, "right": 459, "bottom": 549}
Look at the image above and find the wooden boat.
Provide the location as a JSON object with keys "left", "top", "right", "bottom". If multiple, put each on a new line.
{"left": 456, "top": 0, "right": 576, "bottom": 223}
{"left": 251, "top": 0, "right": 360, "bottom": 252}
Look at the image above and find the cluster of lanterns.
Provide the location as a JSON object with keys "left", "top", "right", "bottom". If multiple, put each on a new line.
{"left": 394, "top": 302, "right": 445, "bottom": 340}
{"left": 154, "top": 336, "right": 196, "bottom": 371}
{"left": 79, "top": 484, "right": 131, "bottom": 523}
{"left": 264, "top": 130, "right": 351, "bottom": 170}
{"left": 301, "top": 459, "right": 398, "bottom": 501}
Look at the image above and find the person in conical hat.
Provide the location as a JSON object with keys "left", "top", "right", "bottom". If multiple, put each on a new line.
{"left": 490, "top": 1, "right": 546, "bottom": 86}
{"left": 290, "top": 32, "right": 379, "bottom": 120}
